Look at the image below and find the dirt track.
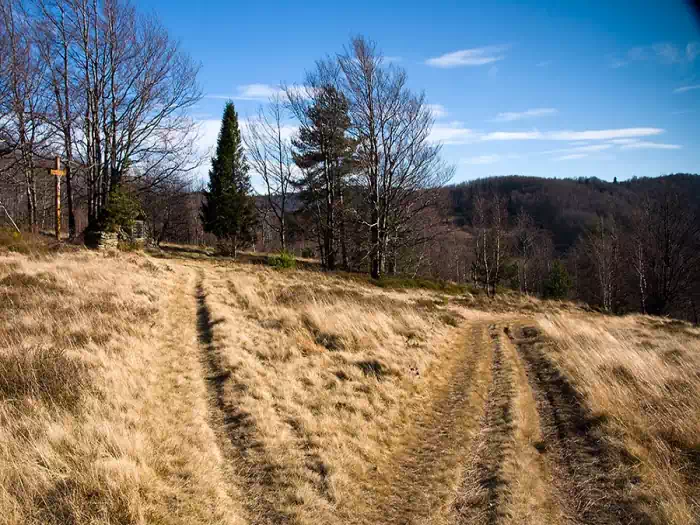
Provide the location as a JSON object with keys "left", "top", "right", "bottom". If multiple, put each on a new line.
{"left": 191, "top": 269, "right": 652, "bottom": 525}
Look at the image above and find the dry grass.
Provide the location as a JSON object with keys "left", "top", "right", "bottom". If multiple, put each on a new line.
{"left": 536, "top": 313, "right": 700, "bottom": 524}
{"left": 0, "top": 250, "right": 245, "bottom": 525}
{"left": 2, "top": 244, "right": 699, "bottom": 525}
{"left": 196, "top": 262, "right": 487, "bottom": 523}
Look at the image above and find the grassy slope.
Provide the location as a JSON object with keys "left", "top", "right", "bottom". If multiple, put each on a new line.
{"left": 1, "top": 245, "right": 698, "bottom": 524}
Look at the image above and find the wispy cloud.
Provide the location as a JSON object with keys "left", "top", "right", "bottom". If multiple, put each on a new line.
{"left": 674, "top": 84, "right": 700, "bottom": 93}
{"left": 619, "top": 141, "right": 681, "bottom": 150}
{"left": 426, "top": 45, "right": 509, "bottom": 68}
{"left": 550, "top": 144, "right": 612, "bottom": 154}
{"left": 206, "top": 84, "right": 312, "bottom": 102}
{"left": 492, "top": 108, "right": 557, "bottom": 122}
{"left": 426, "top": 104, "right": 448, "bottom": 119}
{"left": 610, "top": 41, "right": 699, "bottom": 68}
{"left": 481, "top": 131, "right": 542, "bottom": 141}
{"left": 461, "top": 155, "right": 502, "bottom": 165}
{"left": 607, "top": 138, "right": 640, "bottom": 145}
{"left": 430, "top": 124, "right": 665, "bottom": 146}
{"left": 429, "top": 121, "right": 475, "bottom": 144}
{"left": 546, "top": 128, "right": 663, "bottom": 141}
{"left": 556, "top": 154, "right": 587, "bottom": 161}
{"left": 235, "top": 84, "right": 283, "bottom": 100}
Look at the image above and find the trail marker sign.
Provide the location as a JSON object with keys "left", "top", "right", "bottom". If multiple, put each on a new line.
{"left": 49, "top": 156, "right": 65, "bottom": 240}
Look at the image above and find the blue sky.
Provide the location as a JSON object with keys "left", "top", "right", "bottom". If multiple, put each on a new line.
{"left": 141, "top": 0, "right": 700, "bottom": 184}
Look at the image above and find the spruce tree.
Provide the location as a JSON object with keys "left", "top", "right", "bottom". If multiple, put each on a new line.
{"left": 201, "top": 102, "right": 257, "bottom": 256}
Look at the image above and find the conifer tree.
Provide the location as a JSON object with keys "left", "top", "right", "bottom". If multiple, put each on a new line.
{"left": 201, "top": 102, "right": 257, "bottom": 256}
{"left": 292, "top": 84, "right": 354, "bottom": 270}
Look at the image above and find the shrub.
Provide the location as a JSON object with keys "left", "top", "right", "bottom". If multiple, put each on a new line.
{"left": 543, "top": 260, "right": 572, "bottom": 299}
{"left": 94, "top": 185, "right": 142, "bottom": 234}
{"left": 267, "top": 251, "right": 296, "bottom": 269}
{"left": 301, "top": 247, "right": 315, "bottom": 258}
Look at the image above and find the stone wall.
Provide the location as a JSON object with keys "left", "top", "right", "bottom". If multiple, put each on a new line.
{"left": 84, "top": 230, "right": 119, "bottom": 250}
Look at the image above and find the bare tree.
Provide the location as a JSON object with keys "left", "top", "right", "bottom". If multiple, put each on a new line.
{"left": 632, "top": 189, "right": 700, "bottom": 316}
{"left": 0, "top": 0, "right": 52, "bottom": 232}
{"left": 472, "top": 192, "right": 508, "bottom": 296}
{"left": 40, "top": 0, "right": 203, "bottom": 228}
{"left": 338, "top": 36, "right": 452, "bottom": 279}
{"left": 584, "top": 216, "right": 621, "bottom": 312}
{"left": 245, "top": 94, "right": 295, "bottom": 251}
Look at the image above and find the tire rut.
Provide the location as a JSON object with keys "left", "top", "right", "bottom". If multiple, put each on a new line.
{"left": 195, "top": 274, "right": 295, "bottom": 525}
{"left": 510, "top": 324, "right": 653, "bottom": 525}
{"left": 355, "top": 323, "right": 494, "bottom": 525}
{"left": 454, "top": 324, "right": 517, "bottom": 525}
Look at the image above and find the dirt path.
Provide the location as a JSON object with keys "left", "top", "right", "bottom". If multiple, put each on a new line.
{"left": 350, "top": 322, "right": 495, "bottom": 525}
{"left": 180, "top": 263, "right": 652, "bottom": 525}
{"left": 452, "top": 323, "right": 567, "bottom": 525}
{"left": 509, "top": 323, "right": 653, "bottom": 525}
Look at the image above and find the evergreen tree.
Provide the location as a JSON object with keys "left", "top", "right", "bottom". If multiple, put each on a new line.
{"left": 543, "top": 260, "right": 572, "bottom": 299}
{"left": 292, "top": 84, "right": 355, "bottom": 270}
{"left": 201, "top": 102, "right": 257, "bottom": 256}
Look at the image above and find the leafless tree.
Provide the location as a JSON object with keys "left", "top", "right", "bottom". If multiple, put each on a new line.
{"left": 0, "top": 0, "right": 52, "bottom": 232}
{"left": 472, "top": 192, "right": 508, "bottom": 296}
{"left": 584, "top": 216, "right": 621, "bottom": 312}
{"left": 35, "top": 0, "right": 81, "bottom": 236}
{"left": 630, "top": 189, "right": 700, "bottom": 316}
{"left": 245, "top": 94, "right": 295, "bottom": 251}
{"left": 338, "top": 36, "right": 453, "bottom": 278}
{"left": 35, "top": 0, "right": 202, "bottom": 227}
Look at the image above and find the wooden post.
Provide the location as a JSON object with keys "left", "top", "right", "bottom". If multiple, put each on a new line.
{"left": 50, "top": 156, "right": 66, "bottom": 240}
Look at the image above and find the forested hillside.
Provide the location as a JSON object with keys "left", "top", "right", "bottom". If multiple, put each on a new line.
{"left": 447, "top": 174, "right": 700, "bottom": 254}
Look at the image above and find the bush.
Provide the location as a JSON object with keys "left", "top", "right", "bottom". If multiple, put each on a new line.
{"left": 93, "top": 185, "right": 142, "bottom": 234}
{"left": 301, "top": 247, "right": 315, "bottom": 258}
{"left": 543, "top": 260, "right": 572, "bottom": 299}
{"left": 267, "top": 251, "right": 296, "bottom": 269}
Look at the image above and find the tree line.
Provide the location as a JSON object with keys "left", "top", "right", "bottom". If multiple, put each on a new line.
{"left": 2, "top": 4, "right": 698, "bottom": 322}
{"left": 202, "top": 36, "right": 453, "bottom": 279}
{"left": 0, "top": 0, "right": 201, "bottom": 238}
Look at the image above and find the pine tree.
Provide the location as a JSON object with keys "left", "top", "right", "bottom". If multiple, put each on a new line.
{"left": 292, "top": 84, "right": 354, "bottom": 270}
{"left": 201, "top": 102, "right": 257, "bottom": 256}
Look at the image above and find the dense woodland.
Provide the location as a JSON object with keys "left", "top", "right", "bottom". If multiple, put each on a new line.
{"left": 1, "top": 0, "right": 698, "bottom": 322}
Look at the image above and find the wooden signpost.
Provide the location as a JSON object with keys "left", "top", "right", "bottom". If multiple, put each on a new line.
{"left": 49, "top": 156, "right": 66, "bottom": 240}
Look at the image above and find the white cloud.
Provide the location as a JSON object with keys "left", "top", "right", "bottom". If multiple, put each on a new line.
{"left": 653, "top": 42, "right": 682, "bottom": 64}
{"left": 556, "top": 154, "right": 587, "bottom": 161}
{"left": 565, "top": 144, "right": 612, "bottom": 153}
{"left": 430, "top": 125, "right": 665, "bottom": 146}
{"left": 674, "top": 84, "right": 700, "bottom": 93}
{"left": 426, "top": 104, "right": 448, "bottom": 119}
{"left": 545, "top": 128, "right": 663, "bottom": 141}
{"left": 205, "top": 84, "right": 315, "bottom": 102}
{"left": 607, "top": 138, "right": 640, "bottom": 145}
{"left": 461, "top": 155, "right": 501, "bottom": 165}
{"left": 482, "top": 131, "right": 543, "bottom": 141}
{"left": 611, "top": 41, "right": 699, "bottom": 68}
{"left": 236, "top": 84, "right": 281, "bottom": 100}
{"left": 688, "top": 42, "right": 700, "bottom": 62}
{"left": 620, "top": 141, "right": 681, "bottom": 150}
{"left": 429, "top": 121, "right": 475, "bottom": 144}
{"left": 426, "top": 45, "right": 509, "bottom": 68}
{"left": 492, "top": 108, "right": 557, "bottom": 122}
